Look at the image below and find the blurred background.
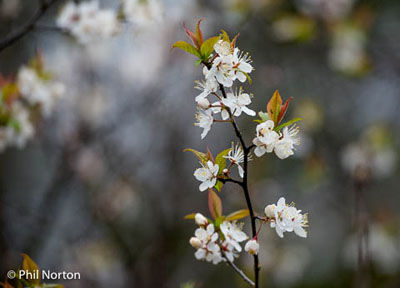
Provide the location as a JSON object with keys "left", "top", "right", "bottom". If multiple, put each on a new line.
{"left": 0, "top": 0, "right": 400, "bottom": 287}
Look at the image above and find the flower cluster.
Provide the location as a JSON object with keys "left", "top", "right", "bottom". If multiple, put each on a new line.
{"left": 192, "top": 34, "right": 255, "bottom": 139}
{"left": 264, "top": 197, "right": 308, "bottom": 238}
{"left": 57, "top": 0, "right": 120, "bottom": 44}
{"left": 189, "top": 213, "right": 248, "bottom": 264}
{"left": 0, "top": 56, "right": 64, "bottom": 152}
{"left": 253, "top": 119, "right": 300, "bottom": 159}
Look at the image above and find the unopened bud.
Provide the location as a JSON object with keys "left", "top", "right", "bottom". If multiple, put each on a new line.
{"left": 195, "top": 213, "right": 208, "bottom": 226}
{"left": 189, "top": 237, "right": 203, "bottom": 249}
{"left": 264, "top": 204, "right": 276, "bottom": 218}
{"left": 222, "top": 168, "right": 229, "bottom": 174}
{"left": 197, "top": 98, "right": 210, "bottom": 109}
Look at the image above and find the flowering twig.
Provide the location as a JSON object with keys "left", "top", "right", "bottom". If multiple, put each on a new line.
{"left": 218, "top": 83, "right": 261, "bottom": 287}
{"left": 0, "top": 0, "right": 61, "bottom": 53}
{"left": 176, "top": 21, "right": 308, "bottom": 288}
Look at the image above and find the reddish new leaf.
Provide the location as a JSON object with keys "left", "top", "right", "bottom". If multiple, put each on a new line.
{"left": 277, "top": 96, "right": 293, "bottom": 124}
{"left": 183, "top": 22, "right": 201, "bottom": 49}
{"left": 195, "top": 18, "right": 204, "bottom": 46}
{"left": 206, "top": 146, "right": 214, "bottom": 163}
{"left": 208, "top": 189, "right": 222, "bottom": 219}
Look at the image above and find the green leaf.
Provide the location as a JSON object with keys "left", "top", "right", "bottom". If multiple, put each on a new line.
{"left": 215, "top": 148, "right": 232, "bottom": 174}
{"left": 208, "top": 189, "right": 222, "bottom": 219}
{"left": 200, "top": 36, "right": 220, "bottom": 60}
{"left": 214, "top": 216, "right": 225, "bottom": 229}
{"left": 183, "top": 148, "right": 208, "bottom": 165}
{"left": 171, "top": 41, "right": 201, "bottom": 58}
{"left": 274, "top": 118, "right": 302, "bottom": 131}
{"left": 184, "top": 213, "right": 196, "bottom": 220}
{"left": 21, "top": 254, "right": 40, "bottom": 285}
{"left": 2, "top": 83, "right": 18, "bottom": 102}
{"left": 215, "top": 180, "right": 223, "bottom": 192}
{"left": 194, "top": 59, "right": 202, "bottom": 67}
{"left": 225, "top": 209, "right": 250, "bottom": 221}
{"left": 267, "top": 90, "right": 282, "bottom": 125}
{"left": 220, "top": 30, "right": 230, "bottom": 43}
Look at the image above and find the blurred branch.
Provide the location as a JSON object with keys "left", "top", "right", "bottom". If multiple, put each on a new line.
{"left": 223, "top": 254, "right": 255, "bottom": 287}
{"left": 0, "top": 0, "right": 61, "bottom": 53}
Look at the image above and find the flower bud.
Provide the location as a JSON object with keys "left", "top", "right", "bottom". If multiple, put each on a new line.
{"left": 197, "top": 98, "right": 210, "bottom": 109}
{"left": 222, "top": 168, "right": 228, "bottom": 174}
{"left": 264, "top": 204, "right": 276, "bottom": 218}
{"left": 195, "top": 213, "right": 208, "bottom": 226}
{"left": 244, "top": 239, "right": 259, "bottom": 255}
{"left": 189, "top": 237, "right": 203, "bottom": 249}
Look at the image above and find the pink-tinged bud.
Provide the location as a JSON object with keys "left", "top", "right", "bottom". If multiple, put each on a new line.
{"left": 264, "top": 204, "right": 276, "bottom": 218}
{"left": 244, "top": 239, "right": 259, "bottom": 255}
{"left": 189, "top": 237, "right": 203, "bottom": 249}
{"left": 197, "top": 98, "right": 210, "bottom": 109}
{"left": 195, "top": 213, "right": 208, "bottom": 226}
{"left": 222, "top": 168, "right": 228, "bottom": 174}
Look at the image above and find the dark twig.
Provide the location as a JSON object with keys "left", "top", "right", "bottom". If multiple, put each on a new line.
{"left": 219, "top": 178, "right": 243, "bottom": 186}
{"left": 218, "top": 83, "right": 261, "bottom": 288}
{"left": 223, "top": 254, "right": 255, "bottom": 287}
{"left": 0, "top": 0, "right": 61, "bottom": 53}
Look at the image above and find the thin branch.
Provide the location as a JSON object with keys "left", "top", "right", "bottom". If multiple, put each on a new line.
{"left": 0, "top": 0, "right": 61, "bottom": 53}
{"left": 219, "top": 178, "right": 243, "bottom": 186}
{"left": 223, "top": 255, "right": 255, "bottom": 287}
{"left": 218, "top": 83, "right": 261, "bottom": 288}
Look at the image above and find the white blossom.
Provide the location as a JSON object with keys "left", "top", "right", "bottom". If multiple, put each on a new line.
{"left": 268, "top": 197, "right": 308, "bottom": 238}
{"left": 17, "top": 66, "right": 65, "bottom": 117}
{"left": 194, "top": 77, "right": 218, "bottom": 103}
{"left": 253, "top": 120, "right": 279, "bottom": 157}
{"left": 210, "top": 101, "right": 230, "bottom": 120}
{"left": 214, "top": 40, "right": 232, "bottom": 57}
{"left": 57, "top": 1, "right": 120, "bottom": 44}
{"left": 220, "top": 221, "right": 248, "bottom": 253}
{"left": 194, "top": 108, "right": 214, "bottom": 139}
{"left": 210, "top": 55, "right": 235, "bottom": 87}
{"left": 221, "top": 88, "right": 256, "bottom": 118}
{"left": 244, "top": 239, "right": 259, "bottom": 255}
{"left": 274, "top": 125, "right": 300, "bottom": 159}
{"left": 191, "top": 224, "right": 223, "bottom": 264}
{"left": 0, "top": 102, "right": 35, "bottom": 150}
{"left": 231, "top": 48, "right": 253, "bottom": 83}
{"left": 223, "top": 142, "right": 250, "bottom": 178}
{"left": 193, "top": 161, "right": 219, "bottom": 192}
